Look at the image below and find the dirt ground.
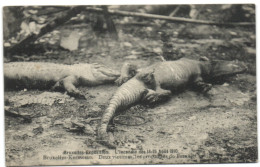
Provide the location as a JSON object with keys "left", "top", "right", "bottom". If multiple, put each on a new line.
{"left": 4, "top": 13, "right": 256, "bottom": 165}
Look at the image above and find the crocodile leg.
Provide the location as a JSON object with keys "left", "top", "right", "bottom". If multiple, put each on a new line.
{"left": 143, "top": 87, "right": 172, "bottom": 104}
{"left": 115, "top": 62, "right": 138, "bottom": 86}
{"left": 192, "top": 77, "right": 212, "bottom": 93}
{"left": 53, "top": 76, "right": 86, "bottom": 99}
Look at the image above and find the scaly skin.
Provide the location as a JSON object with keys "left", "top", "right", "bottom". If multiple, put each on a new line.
{"left": 4, "top": 62, "right": 120, "bottom": 98}
{"left": 98, "top": 57, "right": 247, "bottom": 148}
{"left": 98, "top": 70, "right": 155, "bottom": 148}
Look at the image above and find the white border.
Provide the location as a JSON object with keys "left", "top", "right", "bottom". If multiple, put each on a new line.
{"left": 0, "top": 1, "right": 259, "bottom": 167}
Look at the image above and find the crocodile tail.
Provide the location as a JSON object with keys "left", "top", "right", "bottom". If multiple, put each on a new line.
{"left": 98, "top": 97, "right": 119, "bottom": 137}
{"left": 99, "top": 80, "right": 141, "bottom": 136}
{"left": 98, "top": 79, "right": 148, "bottom": 148}
{"left": 97, "top": 96, "right": 120, "bottom": 149}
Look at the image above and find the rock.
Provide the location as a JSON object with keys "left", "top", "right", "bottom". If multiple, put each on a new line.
{"left": 71, "top": 120, "right": 85, "bottom": 128}
{"left": 84, "top": 124, "right": 96, "bottom": 135}
{"left": 222, "top": 83, "right": 229, "bottom": 87}
{"left": 146, "top": 126, "right": 154, "bottom": 132}
{"left": 85, "top": 118, "right": 100, "bottom": 124}
{"left": 123, "top": 42, "right": 132, "bottom": 47}
{"left": 188, "top": 116, "right": 197, "bottom": 121}
{"left": 229, "top": 31, "right": 238, "bottom": 36}
{"left": 60, "top": 30, "right": 82, "bottom": 51}
{"left": 4, "top": 106, "right": 10, "bottom": 111}
{"left": 53, "top": 120, "right": 63, "bottom": 126}
{"left": 9, "top": 92, "right": 73, "bottom": 107}
{"left": 125, "top": 55, "right": 138, "bottom": 60}
{"left": 4, "top": 42, "right": 11, "bottom": 47}
{"left": 153, "top": 47, "right": 162, "bottom": 54}
{"left": 146, "top": 27, "right": 153, "bottom": 32}
{"left": 131, "top": 50, "right": 142, "bottom": 55}
{"left": 91, "top": 106, "right": 101, "bottom": 112}
{"left": 245, "top": 47, "right": 256, "bottom": 55}
{"left": 32, "top": 126, "right": 44, "bottom": 135}
{"left": 199, "top": 133, "right": 209, "bottom": 140}
{"left": 63, "top": 118, "right": 73, "bottom": 129}
{"left": 157, "top": 130, "right": 168, "bottom": 136}
{"left": 136, "top": 135, "right": 145, "bottom": 142}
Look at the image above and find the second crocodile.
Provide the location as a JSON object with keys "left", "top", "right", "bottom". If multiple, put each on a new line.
{"left": 98, "top": 57, "right": 247, "bottom": 148}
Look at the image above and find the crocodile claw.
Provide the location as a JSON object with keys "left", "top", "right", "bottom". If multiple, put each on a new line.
{"left": 115, "top": 76, "right": 130, "bottom": 86}
{"left": 144, "top": 92, "right": 163, "bottom": 104}
{"left": 144, "top": 91, "right": 171, "bottom": 104}
{"left": 145, "top": 93, "right": 159, "bottom": 103}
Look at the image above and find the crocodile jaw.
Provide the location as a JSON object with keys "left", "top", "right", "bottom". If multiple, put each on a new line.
{"left": 210, "top": 60, "right": 247, "bottom": 80}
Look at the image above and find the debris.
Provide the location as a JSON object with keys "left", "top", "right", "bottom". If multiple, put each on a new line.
{"left": 124, "top": 55, "right": 138, "bottom": 60}
{"left": 130, "top": 50, "right": 142, "bottom": 55}
{"left": 4, "top": 42, "right": 11, "bottom": 47}
{"left": 53, "top": 120, "right": 63, "bottom": 126}
{"left": 32, "top": 126, "right": 44, "bottom": 135}
{"left": 84, "top": 124, "right": 96, "bottom": 135}
{"left": 5, "top": 109, "right": 32, "bottom": 122}
{"left": 5, "top": 6, "right": 86, "bottom": 55}
{"left": 9, "top": 92, "right": 73, "bottom": 107}
{"left": 62, "top": 117, "right": 96, "bottom": 135}
{"left": 71, "top": 120, "right": 85, "bottom": 128}
{"left": 63, "top": 118, "right": 73, "bottom": 129}
{"left": 229, "top": 31, "right": 238, "bottom": 36}
{"left": 86, "top": 7, "right": 255, "bottom": 27}
{"left": 208, "top": 86, "right": 251, "bottom": 107}
{"left": 146, "top": 27, "right": 153, "bottom": 31}
{"left": 245, "top": 47, "right": 256, "bottom": 55}
{"left": 85, "top": 118, "right": 100, "bottom": 124}
{"left": 188, "top": 115, "right": 197, "bottom": 121}
{"left": 60, "top": 30, "right": 82, "bottom": 51}
{"left": 136, "top": 135, "right": 145, "bottom": 142}
{"left": 222, "top": 83, "right": 229, "bottom": 87}
{"left": 153, "top": 47, "right": 163, "bottom": 54}
{"left": 4, "top": 106, "right": 10, "bottom": 111}
{"left": 91, "top": 106, "right": 101, "bottom": 112}
{"left": 199, "top": 133, "right": 209, "bottom": 141}
{"left": 145, "top": 126, "right": 154, "bottom": 132}
{"left": 123, "top": 42, "right": 133, "bottom": 47}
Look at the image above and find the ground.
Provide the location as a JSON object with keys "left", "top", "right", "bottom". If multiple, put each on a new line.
{"left": 4, "top": 11, "right": 256, "bottom": 165}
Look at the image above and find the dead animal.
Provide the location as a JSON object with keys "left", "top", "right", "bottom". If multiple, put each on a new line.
{"left": 98, "top": 57, "right": 247, "bottom": 148}
{"left": 4, "top": 62, "right": 120, "bottom": 99}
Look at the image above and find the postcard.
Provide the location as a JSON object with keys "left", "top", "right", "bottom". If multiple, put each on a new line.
{"left": 3, "top": 4, "right": 256, "bottom": 166}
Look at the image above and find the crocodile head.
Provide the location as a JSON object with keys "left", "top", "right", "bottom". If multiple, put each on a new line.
{"left": 205, "top": 59, "right": 247, "bottom": 83}
{"left": 92, "top": 64, "right": 121, "bottom": 83}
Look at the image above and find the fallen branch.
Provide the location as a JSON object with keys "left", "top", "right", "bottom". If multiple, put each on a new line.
{"left": 118, "top": 22, "right": 156, "bottom": 27}
{"left": 35, "top": 7, "right": 70, "bottom": 16}
{"left": 86, "top": 7, "right": 255, "bottom": 27}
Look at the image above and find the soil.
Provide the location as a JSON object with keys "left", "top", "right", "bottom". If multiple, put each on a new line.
{"left": 4, "top": 12, "right": 256, "bottom": 165}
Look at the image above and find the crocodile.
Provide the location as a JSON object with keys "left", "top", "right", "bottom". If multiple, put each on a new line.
{"left": 4, "top": 62, "right": 120, "bottom": 99}
{"left": 98, "top": 57, "right": 247, "bottom": 148}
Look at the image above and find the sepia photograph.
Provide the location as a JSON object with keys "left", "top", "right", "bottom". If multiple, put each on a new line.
{"left": 2, "top": 3, "right": 257, "bottom": 166}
